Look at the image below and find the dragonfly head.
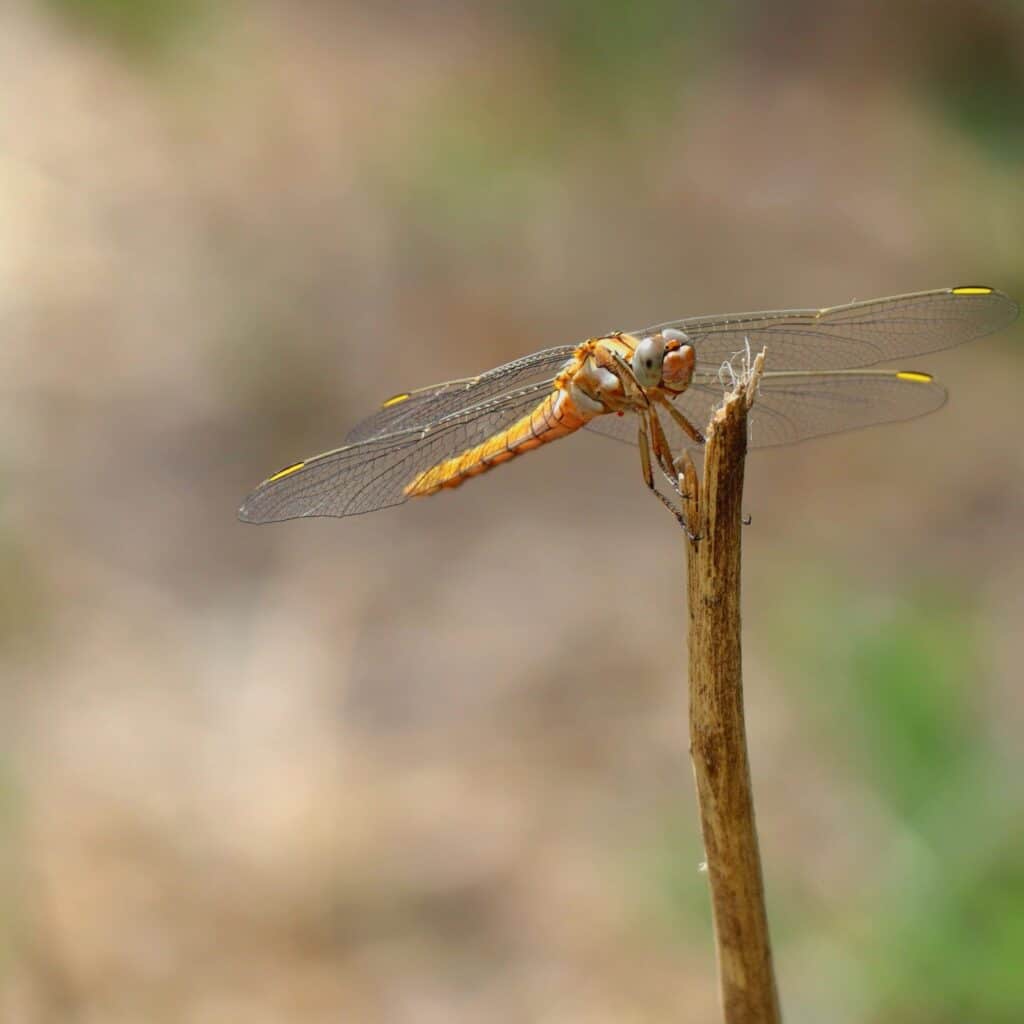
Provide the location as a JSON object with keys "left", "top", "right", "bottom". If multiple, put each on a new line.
{"left": 632, "top": 329, "right": 695, "bottom": 389}
{"left": 661, "top": 328, "right": 696, "bottom": 389}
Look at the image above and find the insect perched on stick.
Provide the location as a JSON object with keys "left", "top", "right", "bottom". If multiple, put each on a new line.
{"left": 239, "top": 286, "right": 1018, "bottom": 526}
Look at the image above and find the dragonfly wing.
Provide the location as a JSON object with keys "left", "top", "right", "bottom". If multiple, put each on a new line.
{"left": 344, "top": 346, "right": 577, "bottom": 442}
{"left": 587, "top": 369, "right": 948, "bottom": 452}
{"left": 742, "top": 369, "right": 948, "bottom": 447}
{"left": 583, "top": 412, "right": 640, "bottom": 448}
{"left": 240, "top": 378, "right": 561, "bottom": 522}
{"left": 630, "top": 286, "right": 1018, "bottom": 372}
{"left": 659, "top": 370, "right": 947, "bottom": 449}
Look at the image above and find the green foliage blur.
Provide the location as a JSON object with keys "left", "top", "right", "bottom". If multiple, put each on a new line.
{"left": 784, "top": 584, "right": 1024, "bottom": 1022}
{"left": 46, "top": 0, "right": 203, "bottom": 54}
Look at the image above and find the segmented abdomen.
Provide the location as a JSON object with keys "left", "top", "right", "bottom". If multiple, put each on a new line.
{"left": 404, "top": 389, "right": 590, "bottom": 498}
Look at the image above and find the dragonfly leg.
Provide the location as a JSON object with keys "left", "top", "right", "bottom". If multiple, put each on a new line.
{"left": 651, "top": 403, "right": 700, "bottom": 507}
{"left": 608, "top": 350, "right": 645, "bottom": 402}
{"left": 638, "top": 413, "right": 699, "bottom": 538}
{"left": 657, "top": 396, "right": 706, "bottom": 446}
{"left": 648, "top": 405, "right": 687, "bottom": 495}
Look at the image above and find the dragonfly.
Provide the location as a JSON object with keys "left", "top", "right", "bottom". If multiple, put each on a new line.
{"left": 238, "top": 285, "right": 1018, "bottom": 525}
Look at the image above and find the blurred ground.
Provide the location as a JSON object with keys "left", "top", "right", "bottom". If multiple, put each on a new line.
{"left": 1, "top": 1, "right": 1023, "bottom": 1021}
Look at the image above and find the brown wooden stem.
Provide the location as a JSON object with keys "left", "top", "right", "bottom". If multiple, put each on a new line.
{"left": 683, "top": 352, "right": 781, "bottom": 1023}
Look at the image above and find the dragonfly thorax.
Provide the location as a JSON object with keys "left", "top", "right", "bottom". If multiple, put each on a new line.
{"left": 567, "top": 360, "right": 625, "bottom": 414}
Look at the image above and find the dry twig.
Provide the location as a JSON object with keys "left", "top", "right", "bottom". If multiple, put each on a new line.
{"left": 682, "top": 350, "right": 781, "bottom": 1024}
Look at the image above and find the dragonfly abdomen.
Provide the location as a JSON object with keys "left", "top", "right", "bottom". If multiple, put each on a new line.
{"left": 404, "top": 388, "right": 592, "bottom": 498}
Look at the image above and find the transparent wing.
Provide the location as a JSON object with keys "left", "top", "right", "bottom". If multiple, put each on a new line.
{"left": 344, "top": 346, "right": 576, "bottom": 442}
{"left": 629, "top": 286, "right": 1018, "bottom": 372}
{"left": 585, "top": 370, "right": 948, "bottom": 451}
{"left": 743, "top": 370, "right": 948, "bottom": 447}
{"left": 239, "top": 378, "right": 563, "bottom": 522}
{"left": 583, "top": 411, "right": 643, "bottom": 448}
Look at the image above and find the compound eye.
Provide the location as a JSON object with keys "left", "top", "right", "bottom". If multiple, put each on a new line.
{"left": 662, "top": 328, "right": 691, "bottom": 344}
{"left": 632, "top": 335, "right": 666, "bottom": 387}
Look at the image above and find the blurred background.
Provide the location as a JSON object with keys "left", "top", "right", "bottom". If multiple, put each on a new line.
{"left": 2, "top": 1, "right": 1023, "bottom": 1021}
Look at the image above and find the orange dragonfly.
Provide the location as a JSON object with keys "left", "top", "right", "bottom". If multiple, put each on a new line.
{"left": 238, "top": 286, "right": 1017, "bottom": 525}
